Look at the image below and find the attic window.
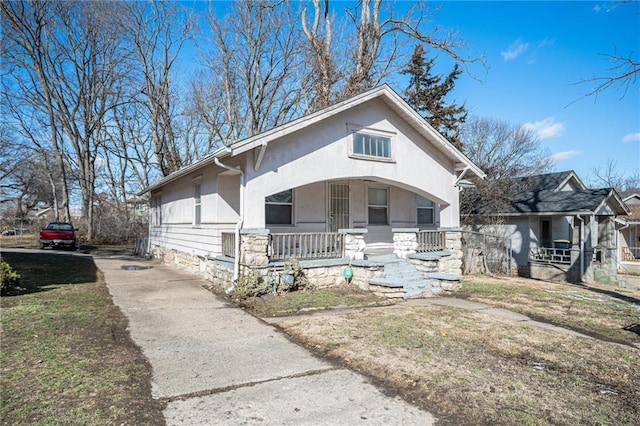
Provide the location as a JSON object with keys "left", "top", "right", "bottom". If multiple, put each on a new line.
{"left": 351, "top": 132, "right": 393, "bottom": 160}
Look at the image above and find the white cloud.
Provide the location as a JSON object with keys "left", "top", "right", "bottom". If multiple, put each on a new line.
{"left": 622, "top": 132, "right": 640, "bottom": 143}
{"left": 501, "top": 39, "right": 529, "bottom": 61}
{"left": 522, "top": 117, "right": 565, "bottom": 140}
{"left": 549, "top": 150, "right": 580, "bottom": 162}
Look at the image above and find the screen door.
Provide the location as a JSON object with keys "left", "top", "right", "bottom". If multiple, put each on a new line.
{"left": 329, "top": 183, "right": 350, "bottom": 232}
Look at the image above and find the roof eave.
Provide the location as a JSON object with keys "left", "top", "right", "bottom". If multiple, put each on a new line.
{"left": 138, "top": 147, "right": 231, "bottom": 195}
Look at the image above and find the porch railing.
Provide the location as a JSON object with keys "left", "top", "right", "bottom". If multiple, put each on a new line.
{"left": 416, "top": 230, "right": 446, "bottom": 252}
{"left": 269, "top": 232, "right": 345, "bottom": 261}
{"left": 622, "top": 246, "right": 640, "bottom": 262}
{"left": 529, "top": 247, "right": 571, "bottom": 264}
{"left": 221, "top": 232, "right": 236, "bottom": 258}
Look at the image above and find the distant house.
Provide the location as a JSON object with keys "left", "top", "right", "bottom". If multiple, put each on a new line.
{"left": 617, "top": 194, "right": 640, "bottom": 274}
{"left": 464, "top": 171, "right": 630, "bottom": 283}
{"left": 140, "top": 85, "right": 485, "bottom": 296}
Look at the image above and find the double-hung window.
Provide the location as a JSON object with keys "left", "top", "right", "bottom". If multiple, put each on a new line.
{"left": 194, "top": 183, "right": 202, "bottom": 226}
{"left": 265, "top": 189, "right": 293, "bottom": 225}
{"left": 368, "top": 187, "right": 388, "bottom": 225}
{"left": 417, "top": 196, "right": 435, "bottom": 225}
{"left": 351, "top": 131, "right": 393, "bottom": 160}
{"left": 151, "top": 194, "right": 162, "bottom": 226}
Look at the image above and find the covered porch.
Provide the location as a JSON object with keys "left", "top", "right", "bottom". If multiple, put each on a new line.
{"left": 216, "top": 226, "right": 463, "bottom": 298}
{"left": 526, "top": 214, "right": 619, "bottom": 283}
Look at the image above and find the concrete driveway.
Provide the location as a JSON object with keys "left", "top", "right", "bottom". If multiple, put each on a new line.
{"left": 95, "top": 257, "right": 435, "bottom": 425}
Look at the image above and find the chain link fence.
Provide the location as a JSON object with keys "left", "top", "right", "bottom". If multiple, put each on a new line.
{"left": 461, "top": 230, "right": 513, "bottom": 276}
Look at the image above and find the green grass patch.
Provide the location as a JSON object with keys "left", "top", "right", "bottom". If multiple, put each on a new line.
{"left": 0, "top": 251, "right": 162, "bottom": 425}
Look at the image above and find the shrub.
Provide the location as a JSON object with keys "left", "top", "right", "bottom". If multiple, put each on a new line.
{"left": 234, "top": 270, "right": 272, "bottom": 298}
{"left": 0, "top": 260, "right": 21, "bottom": 295}
{"left": 281, "top": 257, "right": 313, "bottom": 292}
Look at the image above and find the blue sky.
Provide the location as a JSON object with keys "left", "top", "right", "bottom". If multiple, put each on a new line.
{"left": 426, "top": 0, "right": 639, "bottom": 185}
{"left": 182, "top": 0, "right": 638, "bottom": 186}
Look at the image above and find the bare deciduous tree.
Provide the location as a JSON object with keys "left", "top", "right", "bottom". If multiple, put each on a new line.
{"left": 302, "top": 0, "right": 340, "bottom": 110}
{"left": 461, "top": 117, "right": 552, "bottom": 180}
{"left": 196, "top": 1, "right": 307, "bottom": 145}
{"left": 459, "top": 116, "right": 553, "bottom": 226}
{"left": 122, "top": 0, "right": 194, "bottom": 176}
{"left": 1, "top": 0, "right": 73, "bottom": 222}
{"left": 590, "top": 158, "right": 640, "bottom": 197}
{"left": 341, "top": 0, "right": 482, "bottom": 99}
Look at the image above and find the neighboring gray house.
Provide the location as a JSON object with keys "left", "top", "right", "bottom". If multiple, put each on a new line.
{"left": 618, "top": 194, "right": 640, "bottom": 275}
{"left": 465, "top": 171, "right": 630, "bottom": 283}
{"left": 141, "top": 85, "right": 485, "bottom": 297}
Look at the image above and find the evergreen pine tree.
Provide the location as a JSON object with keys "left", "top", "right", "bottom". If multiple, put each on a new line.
{"left": 402, "top": 44, "right": 467, "bottom": 150}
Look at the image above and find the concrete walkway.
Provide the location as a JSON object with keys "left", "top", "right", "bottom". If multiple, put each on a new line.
{"left": 96, "top": 258, "right": 436, "bottom": 425}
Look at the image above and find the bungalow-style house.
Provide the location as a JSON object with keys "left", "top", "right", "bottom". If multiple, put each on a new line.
{"left": 464, "top": 170, "right": 630, "bottom": 283}
{"left": 618, "top": 194, "right": 640, "bottom": 274}
{"left": 141, "top": 85, "right": 485, "bottom": 297}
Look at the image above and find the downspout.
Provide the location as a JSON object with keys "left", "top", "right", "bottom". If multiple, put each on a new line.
{"left": 214, "top": 157, "right": 244, "bottom": 292}
{"left": 575, "top": 215, "right": 585, "bottom": 282}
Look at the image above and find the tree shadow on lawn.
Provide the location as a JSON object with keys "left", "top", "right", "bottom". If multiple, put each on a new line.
{"left": 1, "top": 251, "right": 98, "bottom": 296}
{"left": 577, "top": 283, "right": 640, "bottom": 307}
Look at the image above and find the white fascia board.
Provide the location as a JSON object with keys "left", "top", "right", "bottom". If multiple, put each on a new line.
{"left": 381, "top": 88, "right": 486, "bottom": 180}
{"left": 557, "top": 171, "right": 586, "bottom": 191}
{"left": 228, "top": 84, "right": 486, "bottom": 180}
{"left": 597, "top": 189, "right": 632, "bottom": 215}
{"left": 139, "top": 146, "right": 231, "bottom": 195}
{"left": 228, "top": 87, "right": 390, "bottom": 157}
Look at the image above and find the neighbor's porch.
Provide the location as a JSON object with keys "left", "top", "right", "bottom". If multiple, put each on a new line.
{"left": 526, "top": 214, "right": 619, "bottom": 283}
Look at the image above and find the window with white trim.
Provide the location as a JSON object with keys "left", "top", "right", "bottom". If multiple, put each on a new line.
{"left": 152, "top": 194, "right": 162, "bottom": 226}
{"left": 194, "top": 183, "right": 201, "bottom": 226}
{"left": 368, "top": 187, "right": 388, "bottom": 225}
{"left": 352, "top": 132, "right": 392, "bottom": 159}
{"left": 265, "top": 189, "right": 293, "bottom": 225}
{"left": 417, "top": 196, "right": 434, "bottom": 225}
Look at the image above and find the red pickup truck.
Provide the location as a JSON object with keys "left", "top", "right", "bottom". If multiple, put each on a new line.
{"left": 39, "top": 222, "right": 77, "bottom": 250}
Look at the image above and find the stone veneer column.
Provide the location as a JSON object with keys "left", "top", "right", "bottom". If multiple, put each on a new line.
{"left": 392, "top": 228, "right": 419, "bottom": 258}
{"left": 440, "top": 229, "right": 463, "bottom": 275}
{"left": 239, "top": 229, "right": 270, "bottom": 272}
{"left": 339, "top": 228, "right": 367, "bottom": 260}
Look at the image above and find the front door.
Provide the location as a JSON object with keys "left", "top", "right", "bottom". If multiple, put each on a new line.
{"left": 541, "top": 219, "right": 552, "bottom": 247}
{"left": 329, "top": 183, "right": 350, "bottom": 232}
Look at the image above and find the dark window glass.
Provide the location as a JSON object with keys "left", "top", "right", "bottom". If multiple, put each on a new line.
{"left": 266, "top": 189, "right": 293, "bottom": 225}
{"left": 368, "top": 188, "right": 388, "bottom": 225}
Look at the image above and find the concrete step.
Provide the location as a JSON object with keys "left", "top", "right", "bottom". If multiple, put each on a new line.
{"left": 367, "top": 255, "right": 443, "bottom": 298}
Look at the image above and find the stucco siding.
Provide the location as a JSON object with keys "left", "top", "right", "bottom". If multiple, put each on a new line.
{"left": 242, "top": 98, "right": 459, "bottom": 228}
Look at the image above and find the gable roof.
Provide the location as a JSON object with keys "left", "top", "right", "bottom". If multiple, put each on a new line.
{"left": 141, "top": 84, "right": 485, "bottom": 194}
{"left": 512, "top": 170, "right": 586, "bottom": 192}
{"left": 464, "top": 171, "right": 630, "bottom": 216}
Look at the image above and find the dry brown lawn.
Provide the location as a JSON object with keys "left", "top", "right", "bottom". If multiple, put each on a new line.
{"left": 274, "top": 275, "right": 640, "bottom": 425}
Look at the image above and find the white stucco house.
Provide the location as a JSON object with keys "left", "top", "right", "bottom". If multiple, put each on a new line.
{"left": 141, "top": 85, "right": 485, "bottom": 297}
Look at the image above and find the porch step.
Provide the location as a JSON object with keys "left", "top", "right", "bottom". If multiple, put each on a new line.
{"left": 364, "top": 243, "right": 395, "bottom": 256}
{"left": 367, "top": 256, "right": 441, "bottom": 298}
